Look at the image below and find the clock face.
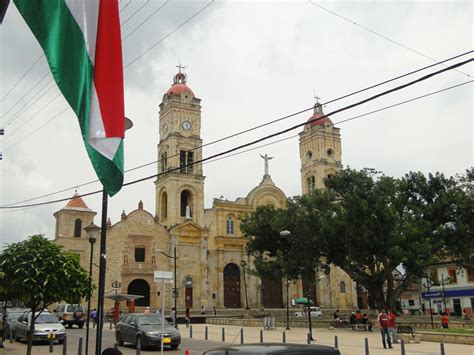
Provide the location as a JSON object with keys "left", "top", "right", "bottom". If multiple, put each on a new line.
{"left": 182, "top": 120, "right": 192, "bottom": 130}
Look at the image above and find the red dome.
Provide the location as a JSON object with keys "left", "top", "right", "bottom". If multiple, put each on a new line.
{"left": 166, "top": 83, "right": 194, "bottom": 97}
{"left": 307, "top": 113, "right": 332, "bottom": 127}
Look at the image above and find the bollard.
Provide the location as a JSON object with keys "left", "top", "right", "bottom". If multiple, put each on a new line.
{"left": 77, "top": 337, "right": 83, "bottom": 355}
{"left": 190, "top": 325, "right": 193, "bottom": 338}
{"left": 440, "top": 342, "right": 445, "bottom": 355}
{"left": 307, "top": 333, "right": 311, "bottom": 344}
{"left": 49, "top": 337, "right": 54, "bottom": 353}
{"left": 205, "top": 326, "right": 208, "bottom": 340}
{"left": 365, "top": 337, "right": 369, "bottom": 355}
{"left": 400, "top": 339, "right": 405, "bottom": 355}
{"left": 9, "top": 327, "right": 13, "bottom": 343}
{"left": 136, "top": 342, "right": 141, "bottom": 355}
{"left": 222, "top": 327, "right": 225, "bottom": 342}
{"left": 260, "top": 329, "right": 263, "bottom": 343}
{"left": 62, "top": 335, "right": 67, "bottom": 355}
{"left": 240, "top": 328, "right": 244, "bottom": 344}
{"left": 335, "top": 335, "right": 338, "bottom": 349}
{"left": 114, "top": 343, "right": 118, "bottom": 350}
{"left": 282, "top": 331, "right": 286, "bottom": 344}
{"left": 110, "top": 320, "right": 113, "bottom": 330}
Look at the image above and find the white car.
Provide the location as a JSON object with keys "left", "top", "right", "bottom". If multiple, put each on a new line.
{"left": 294, "top": 307, "right": 323, "bottom": 317}
{"left": 15, "top": 312, "right": 66, "bottom": 343}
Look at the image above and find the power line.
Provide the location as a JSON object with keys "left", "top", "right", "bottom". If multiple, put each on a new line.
{"left": 1, "top": 79, "right": 470, "bottom": 214}
{"left": 307, "top": 0, "right": 471, "bottom": 79}
{"left": 120, "top": 0, "right": 149, "bottom": 26}
{"left": 0, "top": 53, "right": 44, "bottom": 102}
{"left": 124, "top": 0, "right": 215, "bottom": 69}
{"left": 1, "top": 58, "right": 471, "bottom": 209}
{"left": 122, "top": 0, "right": 169, "bottom": 41}
{"left": 119, "top": 0, "right": 132, "bottom": 14}
{"left": 0, "top": 70, "right": 52, "bottom": 121}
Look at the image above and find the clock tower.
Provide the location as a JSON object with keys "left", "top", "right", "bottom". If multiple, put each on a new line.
{"left": 155, "top": 68, "right": 205, "bottom": 228}
{"left": 299, "top": 100, "right": 342, "bottom": 194}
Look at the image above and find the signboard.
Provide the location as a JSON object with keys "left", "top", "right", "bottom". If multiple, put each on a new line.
{"left": 422, "top": 288, "right": 474, "bottom": 298}
{"left": 154, "top": 271, "right": 173, "bottom": 283}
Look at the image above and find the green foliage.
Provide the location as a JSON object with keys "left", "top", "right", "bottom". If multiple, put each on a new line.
{"left": 240, "top": 167, "right": 473, "bottom": 310}
{"left": 0, "top": 235, "right": 90, "bottom": 308}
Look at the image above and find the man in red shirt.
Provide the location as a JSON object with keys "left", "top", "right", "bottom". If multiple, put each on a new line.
{"left": 388, "top": 310, "right": 399, "bottom": 343}
{"left": 377, "top": 309, "right": 393, "bottom": 349}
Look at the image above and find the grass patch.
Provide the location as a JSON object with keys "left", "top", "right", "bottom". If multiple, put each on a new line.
{"left": 421, "top": 328, "right": 474, "bottom": 335}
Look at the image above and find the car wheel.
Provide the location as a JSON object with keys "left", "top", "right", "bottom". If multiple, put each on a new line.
{"left": 116, "top": 332, "right": 124, "bottom": 346}
{"left": 58, "top": 339, "right": 64, "bottom": 344}
{"left": 136, "top": 335, "right": 142, "bottom": 349}
{"left": 78, "top": 323, "right": 84, "bottom": 329}
{"left": 170, "top": 344, "right": 179, "bottom": 350}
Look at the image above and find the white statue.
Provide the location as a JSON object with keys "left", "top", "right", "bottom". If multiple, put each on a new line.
{"left": 260, "top": 153, "right": 274, "bottom": 176}
{"left": 185, "top": 204, "right": 191, "bottom": 219}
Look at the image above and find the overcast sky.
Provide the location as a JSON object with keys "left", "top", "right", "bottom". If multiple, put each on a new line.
{"left": 1, "top": 0, "right": 472, "bottom": 247}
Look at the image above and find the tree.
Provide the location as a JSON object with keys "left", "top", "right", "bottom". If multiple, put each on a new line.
{"left": 240, "top": 168, "right": 473, "bottom": 311}
{"left": 0, "top": 235, "right": 89, "bottom": 355}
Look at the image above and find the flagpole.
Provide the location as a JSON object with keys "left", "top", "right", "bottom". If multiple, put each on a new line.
{"left": 95, "top": 190, "right": 109, "bottom": 355}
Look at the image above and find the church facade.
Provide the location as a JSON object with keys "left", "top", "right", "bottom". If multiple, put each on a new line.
{"left": 54, "top": 70, "right": 357, "bottom": 311}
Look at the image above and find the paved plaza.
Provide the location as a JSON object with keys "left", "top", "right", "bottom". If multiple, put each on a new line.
{"left": 1, "top": 323, "right": 473, "bottom": 355}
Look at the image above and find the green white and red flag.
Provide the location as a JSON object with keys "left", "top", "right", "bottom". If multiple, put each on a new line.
{"left": 14, "top": 0, "right": 125, "bottom": 196}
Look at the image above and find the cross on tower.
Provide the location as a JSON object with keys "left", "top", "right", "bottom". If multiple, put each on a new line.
{"left": 176, "top": 62, "right": 187, "bottom": 73}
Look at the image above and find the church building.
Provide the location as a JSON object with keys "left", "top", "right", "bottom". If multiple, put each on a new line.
{"left": 53, "top": 69, "right": 357, "bottom": 311}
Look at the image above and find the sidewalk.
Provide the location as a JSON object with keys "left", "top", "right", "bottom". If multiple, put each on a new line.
{"left": 1, "top": 324, "right": 472, "bottom": 354}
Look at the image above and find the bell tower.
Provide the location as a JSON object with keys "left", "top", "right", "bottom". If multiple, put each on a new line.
{"left": 299, "top": 100, "right": 342, "bottom": 194}
{"left": 155, "top": 67, "right": 205, "bottom": 227}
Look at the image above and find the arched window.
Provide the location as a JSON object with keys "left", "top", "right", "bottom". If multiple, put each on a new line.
{"left": 307, "top": 176, "right": 315, "bottom": 192}
{"left": 74, "top": 219, "right": 82, "bottom": 238}
{"left": 161, "top": 191, "right": 168, "bottom": 220}
{"left": 180, "top": 190, "right": 193, "bottom": 217}
{"left": 340, "top": 281, "right": 346, "bottom": 293}
{"left": 226, "top": 217, "right": 234, "bottom": 235}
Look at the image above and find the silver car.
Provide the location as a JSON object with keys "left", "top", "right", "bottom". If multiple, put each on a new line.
{"left": 14, "top": 312, "right": 66, "bottom": 343}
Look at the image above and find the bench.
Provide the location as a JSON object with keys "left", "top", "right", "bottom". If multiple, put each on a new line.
{"left": 397, "top": 325, "right": 420, "bottom": 343}
{"left": 331, "top": 320, "right": 350, "bottom": 328}
{"left": 352, "top": 323, "right": 370, "bottom": 331}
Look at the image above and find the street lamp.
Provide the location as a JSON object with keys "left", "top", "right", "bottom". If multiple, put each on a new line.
{"left": 285, "top": 278, "right": 291, "bottom": 330}
{"left": 440, "top": 274, "right": 450, "bottom": 313}
{"left": 279, "top": 230, "right": 291, "bottom": 330}
{"left": 306, "top": 275, "right": 325, "bottom": 342}
{"left": 84, "top": 221, "right": 100, "bottom": 355}
{"left": 240, "top": 260, "right": 250, "bottom": 310}
{"left": 422, "top": 276, "right": 435, "bottom": 329}
{"left": 157, "top": 247, "right": 178, "bottom": 328}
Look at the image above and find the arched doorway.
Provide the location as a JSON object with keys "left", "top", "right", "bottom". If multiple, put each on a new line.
{"left": 223, "top": 264, "right": 241, "bottom": 308}
{"left": 185, "top": 277, "right": 193, "bottom": 308}
{"left": 127, "top": 279, "right": 150, "bottom": 307}
{"left": 262, "top": 270, "right": 283, "bottom": 308}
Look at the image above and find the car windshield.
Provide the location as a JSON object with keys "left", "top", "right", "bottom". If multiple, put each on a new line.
{"left": 137, "top": 315, "right": 167, "bottom": 326}
{"left": 35, "top": 314, "right": 59, "bottom": 324}
{"left": 66, "top": 305, "right": 83, "bottom": 312}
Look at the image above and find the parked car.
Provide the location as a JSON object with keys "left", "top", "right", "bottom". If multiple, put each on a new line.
{"left": 14, "top": 312, "right": 66, "bottom": 343}
{"left": 203, "top": 343, "right": 341, "bottom": 354}
{"left": 53, "top": 304, "right": 85, "bottom": 328}
{"left": 115, "top": 313, "right": 180, "bottom": 350}
{"left": 3, "top": 308, "right": 28, "bottom": 338}
{"left": 294, "top": 307, "right": 323, "bottom": 317}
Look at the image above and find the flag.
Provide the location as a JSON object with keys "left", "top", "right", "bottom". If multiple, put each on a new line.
{"left": 14, "top": 0, "right": 125, "bottom": 196}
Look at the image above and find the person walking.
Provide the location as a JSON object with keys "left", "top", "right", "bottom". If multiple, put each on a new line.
{"left": 185, "top": 307, "right": 191, "bottom": 328}
{"left": 171, "top": 307, "right": 177, "bottom": 326}
{"left": 388, "top": 310, "right": 398, "bottom": 343}
{"left": 377, "top": 309, "right": 392, "bottom": 349}
{"left": 91, "top": 308, "right": 98, "bottom": 328}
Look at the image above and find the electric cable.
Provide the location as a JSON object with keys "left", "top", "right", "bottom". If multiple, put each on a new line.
{"left": 1, "top": 57, "right": 471, "bottom": 209}
{"left": 124, "top": 0, "right": 215, "bottom": 69}
{"left": 307, "top": 0, "right": 471, "bottom": 79}
{"left": 122, "top": 0, "right": 169, "bottom": 41}
{"left": 0, "top": 53, "right": 44, "bottom": 102}
{"left": 119, "top": 0, "right": 132, "bottom": 14}
{"left": 120, "top": 0, "right": 149, "bottom": 26}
